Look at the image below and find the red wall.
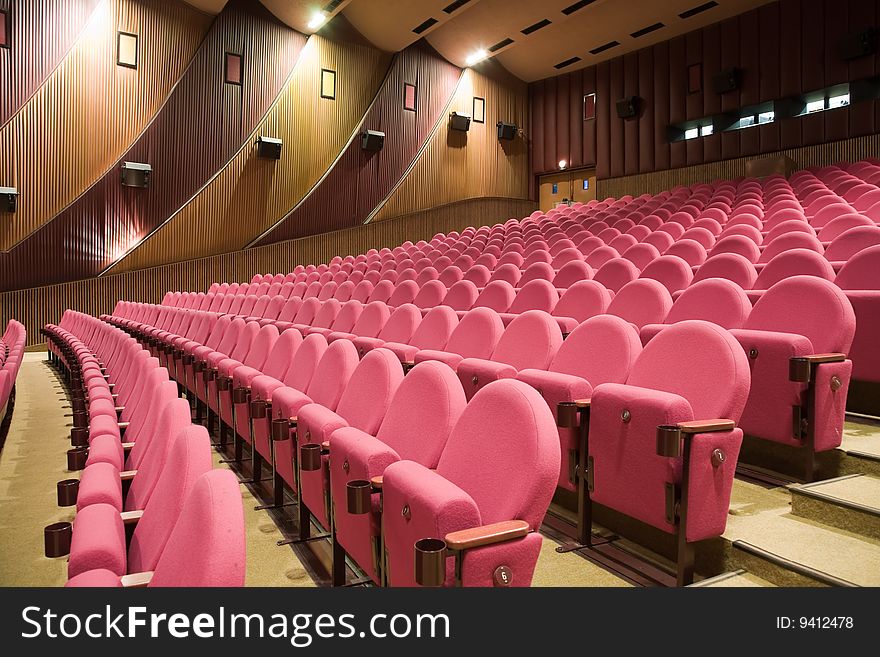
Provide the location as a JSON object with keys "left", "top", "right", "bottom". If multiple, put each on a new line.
{"left": 529, "top": 0, "right": 880, "bottom": 181}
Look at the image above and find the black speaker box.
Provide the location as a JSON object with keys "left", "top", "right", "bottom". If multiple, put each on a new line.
{"left": 712, "top": 68, "right": 740, "bottom": 94}
{"left": 361, "top": 130, "right": 385, "bottom": 151}
{"left": 449, "top": 112, "right": 471, "bottom": 132}
{"left": 839, "top": 29, "right": 876, "bottom": 60}
{"left": 256, "top": 135, "right": 282, "bottom": 159}
{"left": 496, "top": 122, "right": 517, "bottom": 140}
{"left": 615, "top": 96, "right": 640, "bottom": 119}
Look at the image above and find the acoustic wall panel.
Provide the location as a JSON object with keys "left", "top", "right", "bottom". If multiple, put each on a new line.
{"left": 371, "top": 64, "right": 530, "bottom": 222}
{"left": 0, "top": 0, "right": 212, "bottom": 252}
{"left": 253, "top": 41, "right": 459, "bottom": 246}
{"left": 110, "top": 35, "right": 388, "bottom": 273}
{"left": 0, "top": 0, "right": 101, "bottom": 126}
{"left": 0, "top": 0, "right": 305, "bottom": 291}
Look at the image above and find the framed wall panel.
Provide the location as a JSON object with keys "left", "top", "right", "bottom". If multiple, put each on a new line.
{"left": 473, "top": 96, "right": 485, "bottom": 122}
{"left": 224, "top": 52, "right": 241, "bottom": 85}
{"left": 117, "top": 31, "right": 138, "bottom": 69}
{"left": 321, "top": 68, "right": 336, "bottom": 99}
{"left": 404, "top": 82, "right": 416, "bottom": 111}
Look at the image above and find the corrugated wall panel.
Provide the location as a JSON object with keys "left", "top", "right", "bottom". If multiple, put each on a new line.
{"left": 0, "top": 0, "right": 304, "bottom": 292}
{"left": 371, "top": 63, "right": 529, "bottom": 222}
{"left": 1, "top": 197, "right": 535, "bottom": 348}
{"left": 253, "top": 41, "right": 458, "bottom": 245}
{"left": 0, "top": 0, "right": 212, "bottom": 251}
{"left": 108, "top": 36, "right": 388, "bottom": 273}
{"left": 0, "top": 0, "right": 101, "bottom": 126}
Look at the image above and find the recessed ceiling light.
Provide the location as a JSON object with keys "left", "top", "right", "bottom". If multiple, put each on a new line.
{"left": 307, "top": 11, "right": 327, "bottom": 30}
{"left": 466, "top": 49, "right": 488, "bottom": 66}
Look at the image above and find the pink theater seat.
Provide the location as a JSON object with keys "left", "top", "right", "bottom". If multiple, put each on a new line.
{"left": 412, "top": 280, "right": 446, "bottom": 309}
{"left": 665, "top": 239, "right": 708, "bottom": 266}
{"left": 593, "top": 258, "right": 640, "bottom": 293}
{"left": 764, "top": 219, "right": 814, "bottom": 244}
{"left": 330, "top": 361, "right": 467, "bottom": 584}
{"left": 387, "top": 280, "right": 419, "bottom": 307}
{"left": 721, "top": 223, "right": 763, "bottom": 244}
{"left": 519, "top": 262, "right": 556, "bottom": 287}
{"left": 680, "top": 227, "right": 716, "bottom": 249}
{"left": 488, "top": 263, "right": 522, "bottom": 287}
{"left": 588, "top": 320, "right": 750, "bottom": 584}
{"left": 517, "top": 315, "right": 641, "bottom": 492}
{"left": 758, "top": 231, "right": 823, "bottom": 264}
{"left": 414, "top": 307, "right": 504, "bottom": 370}
{"left": 297, "top": 348, "right": 405, "bottom": 534}
{"left": 817, "top": 213, "right": 876, "bottom": 242}
{"left": 730, "top": 276, "right": 855, "bottom": 478}
{"left": 328, "top": 301, "right": 391, "bottom": 344}
{"left": 608, "top": 279, "right": 673, "bottom": 329}
{"left": 640, "top": 278, "right": 752, "bottom": 344}
{"left": 642, "top": 231, "right": 674, "bottom": 253}
{"left": 382, "top": 379, "right": 559, "bottom": 587}
{"left": 504, "top": 279, "right": 559, "bottom": 317}
{"left": 692, "top": 252, "right": 757, "bottom": 290}
{"left": 585, "top": 245, "right": 620, "bottom": 269}
{"left": 709, "top": 235, "right": 761, "bottom": 263}
{"left": 621, "top": 243, "right": 661, "bottom": 271}
{"left": 824, "top": 225, "right": 880, "bottom": 262}
{"left": 67, "top": 470, "right": 246, "bottom": 588}
{"left": 553, "top": 280, "right": 613, "bottom": 325}
{"left": 457, "top": 310, "right": 563, "bottom": 400}
{"left": 640, "top": 255, "right": 694, "bottom": 294}
{"left": 811, "top": 202, "right": 855, "bottom": 228}
{"left": 67, "top": 426, "right": 212, "bottom": 579}
{"left": 835, "top": 245, "right": 880, "bottom": 387}
{"left": 380, "top": 305, "right": 458, "bottom": 364}
{"left": 473, "top": 280, "right": 516, "bottom": 313}
{"left": 462, "top": 264, "right": 491, "bottom": 287}
{"left": 752, "top": 248, "right": 835, "bottom": 290}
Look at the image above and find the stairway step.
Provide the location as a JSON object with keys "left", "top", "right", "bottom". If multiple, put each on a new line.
{"left": 688, "top": 569, "right": 775, "bottom": 588}
{"left": 789, "top": 474, "right": 880, "bottom": 541}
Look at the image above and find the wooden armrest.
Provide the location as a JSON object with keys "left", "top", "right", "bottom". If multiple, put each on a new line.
{"left": 370, "top": 475, "right": 383, "bottom": 490}
{"left": 321, "top": 441, "right": 330, "bottom": 453}
{"left": 796, "top": 353, "right": 847, "bottom": 364}
{"left": 574, "top": 398, "right": 591, "bottom": 408}
{"left": 118, "top": 422, "right": 130, "bottom": 430}
{"left": 445, "top": 520, "right": 531, "bottom": 551}
{"left": 120, "top": 510, "right": 143, "bottom": 525}
{"left": 122, "top": 442, "right": 134, "bottom": 450}
{"left": 677, "top": 419, "right": 735, "bottom": 434}
{"left": 120, "top": 571, "right": 153, "bottom": 588}
{"left": 120, "top": 470, "right": 137, "bottom": 481}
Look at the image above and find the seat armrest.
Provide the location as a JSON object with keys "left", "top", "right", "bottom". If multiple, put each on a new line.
{"left": 370, "top": 475, "right": 383, "bottom": 490}
{"left": 120, "top": 510, "right": 143, "bottom": 526}
{"left": 677, "top": 419, "right": 735, "bottom": 434}
{"left": 790, "top": 353, "right": 848, "bottom": 383}
{"left": 120, "top": 470, "right": 137, "bottom": 481}
{"left": 444, "top": 520, "right": 531, "bottom": 551}
{"left": 120, "top": 572, "right": 153, "bottom": 588}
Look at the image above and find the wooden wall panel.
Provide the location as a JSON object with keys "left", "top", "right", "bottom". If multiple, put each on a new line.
{"left": 0, "top": 0, "right": 305, "bottom": 292}
{"left": 597, "top": 133, "right": 880, "bottom": 199}
{"left": 252, "top": 41, "right": 459, "bottom": 245}
{"left": 109, "top": 36, "right": 389, "bottom": 273}
{"left": 1, "top": 197, "right": 535, "bottom": 348}
{"left": 371, "top": 63, "right": 529, "bottom": 222}
{"left": 0, "top": 0, "right": 212, "bottom": 251}
{"left": 528, "top": 0, "right": 880, "bottom": 181}
{"left": 0, "top": 0, "right": 101, "bottom": 126}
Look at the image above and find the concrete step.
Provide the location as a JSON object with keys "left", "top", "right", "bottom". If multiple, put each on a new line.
{"left": 720, "top": 479, "right": 880, "bottom": 587}
{"left": 688, "top": 569, "right": 775, "bottom": 587}
{"left": 789, "top": 474, "right": 880, "bottom": 541}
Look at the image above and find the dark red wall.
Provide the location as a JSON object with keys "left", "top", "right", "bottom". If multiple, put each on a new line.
{"left": 0, "top": 0, "right": 101, "bottom": 126}
{"left": 0, "top": 0, "right": 305, "bottom": 292}
{"left": 529, "top": 0, "right": 880, "bottom": 180}
{"left": 254, "top": 41, "right": 461, "bottom": 246}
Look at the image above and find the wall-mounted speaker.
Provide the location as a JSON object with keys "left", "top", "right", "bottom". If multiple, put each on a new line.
{"left": 839, "top": 28, "right": 876, "bottom": 61}
{"left": 712, "top": 68, "right": 740, "bottom": 95}
{"left": 120, "top": 161, "right": 152, "bottom": 188}
{"left": 361, "top": 129, "right": 385, "bottom": 151}
{"left": 256, "top": 135, "right": 282, "bottom": 159}
{"left": 449, "top": 112, "right": 471, "bottom": 132}
{"left": 0, "top": 186, "right": 18, "bottom": 213}
{"left": 496, "top": 121, "right": 517, "bottom": 140}
{"left": 615, "top": 96, "right": 640, "bottom": 119}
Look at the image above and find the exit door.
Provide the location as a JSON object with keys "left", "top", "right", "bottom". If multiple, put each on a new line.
{"left": 538, "top": 167, "right": 596, "bottom": 212}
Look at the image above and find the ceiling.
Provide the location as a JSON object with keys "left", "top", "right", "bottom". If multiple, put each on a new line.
{"left": 186, "top": 1, "right": 778, "bottom": 82}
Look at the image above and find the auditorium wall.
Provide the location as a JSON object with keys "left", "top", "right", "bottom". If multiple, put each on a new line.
{"left": 529, "top": 0, "right": 880, "bottom": 181}
{"left": 0, "top": 0, "right": 304, "bottom": 291}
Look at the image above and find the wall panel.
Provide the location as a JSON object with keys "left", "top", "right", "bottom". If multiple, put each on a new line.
{"left": 109, "top": 36, "right": 389, "bottom": 273}
{"left": 1, "top": 197, "right": 535, "bottom": 348}
{"left": 0, "top": 0, "right": 304, "bottom": 292}
{"left": 371, "top": 64, "right": 529, "bottom": 222}
{"left": 253, "top": 41, "right": 459, "bottom": 246}
{"left": 0, "top": 0, "right": 101, "bottom": 126}
{"left": 0, "top": 0, "right": 212, "bottom": 251}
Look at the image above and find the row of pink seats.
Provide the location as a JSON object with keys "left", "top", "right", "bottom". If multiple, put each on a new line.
{"left": 0, "top": 320, "right": 26, "bottom": 425}
{"left": 41, "top": 312, "right": 245, "bottom": 588}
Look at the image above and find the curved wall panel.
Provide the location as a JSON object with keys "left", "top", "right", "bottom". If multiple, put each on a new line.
{"left": 372, "top": 63, "right": 530, "bottom": 222}
{"left": 0, "top": 0, "right": 102, "bottom": 126}
{"left": 0, "top": 0, "right": 304, "bottom": 291}
{"left": 0, "top": 0, "right": 212, "bottom": 252}
{"left": 253, "top": 41, "right": 461, "bottom": 246}
{"left": 109, "top": 35, "right": 389, "bottom": 273}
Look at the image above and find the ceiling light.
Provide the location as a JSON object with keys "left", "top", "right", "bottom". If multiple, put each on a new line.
{"left": 308, "top": 11, "right": 327, "bottom": 30}
{"left": 559, "top": 160, "right": 567, "bottom": 170}
{"left": 466, "top": 49, "right": 488, "bottom": 66}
